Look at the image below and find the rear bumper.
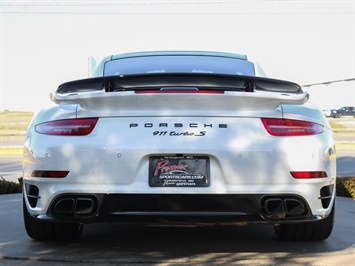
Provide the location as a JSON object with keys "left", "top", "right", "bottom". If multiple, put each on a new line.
{"left": 29, "top": 193, "right": 330, "bottom": 225}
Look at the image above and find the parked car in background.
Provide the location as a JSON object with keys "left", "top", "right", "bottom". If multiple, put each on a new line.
{"left": 330, "top": 106, "right": 355, "bottom": 118}
{"left": 322, "top": 109, "right": 333, "bottom": 117}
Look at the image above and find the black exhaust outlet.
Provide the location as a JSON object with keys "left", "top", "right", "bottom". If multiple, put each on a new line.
{"left": 284, "top": 199, "right": 305, "bottom": 215}
{"left": 74, "top": 198, "right": 95, "bottom": 215}
{"left": 50, "top": 194, "right": 101, "bottom": 218}
{"left": 265, "top": 198, "right": 285, "bottom": 215}
{"left": 262, "top": 195, "right": 309, "bottom": 219}
{"left": 54, "top": 198, "right": 75, "bottom": 214}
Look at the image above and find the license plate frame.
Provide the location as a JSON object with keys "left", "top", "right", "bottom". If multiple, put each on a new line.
{"left": 149, "top": 156, "right": 210, "bottom": 187}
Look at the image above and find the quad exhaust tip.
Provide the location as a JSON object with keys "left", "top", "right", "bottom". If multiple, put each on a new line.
{"left": 264, "top": 197, "right": 306, "bottom": 218}
{"left": 52, "top": 196, "right": 97, "bottom": 217}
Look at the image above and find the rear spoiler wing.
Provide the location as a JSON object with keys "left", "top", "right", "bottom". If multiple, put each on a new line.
{"left": 56, "top": 73, "right": 304, "bottom": 95}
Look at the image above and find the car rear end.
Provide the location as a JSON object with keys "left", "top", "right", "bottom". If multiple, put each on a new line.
{"left": 22, "top": 52, "right": 336, "bottom": 241}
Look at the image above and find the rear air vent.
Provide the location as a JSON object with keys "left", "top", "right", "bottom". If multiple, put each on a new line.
{"left": 25, "top": 184, "right": 40, "bottom": 208}
{"left": 320, "top": 185, "right": 334, "bottom": 208}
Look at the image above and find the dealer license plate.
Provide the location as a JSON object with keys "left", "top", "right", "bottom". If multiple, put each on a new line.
{"left": 149, "top": 156, "right": 210, "bottom": 187}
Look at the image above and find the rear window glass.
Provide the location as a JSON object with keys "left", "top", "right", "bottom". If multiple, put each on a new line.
{"left": 104, "top": 56, "right": 255, "bottom": 76}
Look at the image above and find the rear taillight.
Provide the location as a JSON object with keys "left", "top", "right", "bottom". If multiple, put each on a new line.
{"left": 261, "top": 118, "right": 323, "bottom": 136}
{"left": 291, "top": 171, "right": 327, "bottom": 179}
{"left": 35, "top": 118, "right": 98, "bottom": 136}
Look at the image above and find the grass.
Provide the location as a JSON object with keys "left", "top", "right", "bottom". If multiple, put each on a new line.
{"left": 328, "top": 119, "right": 355, "bottom": 133}
{"left": 0, "top": 148, "right": 23, "bottom": 156}
{"left": 0, "top": 111, "right": 34, "bottom": 136}
{"left": 335, "top": 143, "right": 355, "bottom": 150}
{"left": 1, "top": 111, "right": 32, "bottom": 156}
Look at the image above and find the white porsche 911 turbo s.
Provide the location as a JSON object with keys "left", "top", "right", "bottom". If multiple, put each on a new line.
{"left": 23, "top": 51, "right": 336, "bottom": 241}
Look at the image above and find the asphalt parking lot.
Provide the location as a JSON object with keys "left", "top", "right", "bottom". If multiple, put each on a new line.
{"left": 0, "top": 194, "right": 354, "bottom": 265}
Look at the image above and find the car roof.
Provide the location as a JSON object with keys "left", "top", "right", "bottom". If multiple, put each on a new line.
{"left": 110, "top": 51, "right": 248, "bottom": 60}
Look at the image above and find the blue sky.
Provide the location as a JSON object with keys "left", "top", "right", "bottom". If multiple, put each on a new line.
{"left": 1, "top": 0, "right": 354, "bottom": 111}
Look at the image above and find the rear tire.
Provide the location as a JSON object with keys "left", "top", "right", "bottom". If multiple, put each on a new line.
{"left": 274, "top": 203, "right": 335, "bottom": 241}
{"left": 23, "top": 197, "right": 83, "bottom": 241}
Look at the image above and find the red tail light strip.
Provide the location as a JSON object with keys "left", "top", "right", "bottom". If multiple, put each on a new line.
{"left": 261, "top": 118, "right": 324, "bottom": 136}
{"left": 35, "top": 118, "right": 98, "bottom": 136}
{"left": 291, "top": 171, "right": 327, "bottom": 179}
{"left": 135, "top": 90, "right": 224, "bottom": 94}
{"left": 31, "top": 170, "right": 69, "bottom": 178}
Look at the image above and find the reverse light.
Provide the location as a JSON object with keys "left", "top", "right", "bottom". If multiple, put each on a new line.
{"left": 261, "top": 118, "right": 323, "bottom": 136}
{"left": 291, "top": 171, "right": 327, "bottom": 179}
{"left": 35, "top": 118, "right": 98, "bottom": 136}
